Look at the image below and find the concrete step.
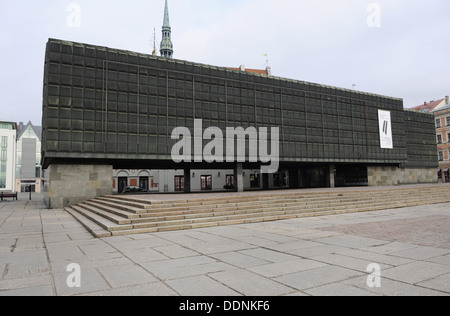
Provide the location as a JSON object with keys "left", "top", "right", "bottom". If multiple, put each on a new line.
{"left": 70, "top": 205, "right": 133, "bottom": 232}
{"left": 80, "top": 203, "right": 133, "bottom": 225}
{"left": 130, "top": 199, "right": 398, "bottom": 225}
{"left": 83, "top": 201, "right": 140, "bottom": 220}
{"left": 66, "top": 187, "right": 450, "bottom": 237}
{"left": 108, "top": 202, "right": 416, "bottom": 237}
{"left": 133, "top": 194, "right": 449, "bottom": 220}
{"left": 103, "top": 190, "right": 450, "bottom": 213}
{"left": 65, "top": 207, "right": 112, "bottom": 238}
{"left": 91, "top": 198, "right": 149, "bottom": 214}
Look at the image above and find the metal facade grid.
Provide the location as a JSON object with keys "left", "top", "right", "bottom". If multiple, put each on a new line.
{"left": 41, "top": 39, "right": 437, "bottom": 169}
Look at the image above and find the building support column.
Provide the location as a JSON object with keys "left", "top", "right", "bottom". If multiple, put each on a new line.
{"left": 327, "top": 164, "right": 336, "bottom": 188}
{"left": 234, "top": 163, "right": 244, "bottom": 192}
{"left": 262, "top": 173, "right": 269, "bottom": 190}
{"left": 45, "top": 164, "right": 113, "bottom": 209}
{"left": 184, "top": 169, "right": 191, "bottom": 193}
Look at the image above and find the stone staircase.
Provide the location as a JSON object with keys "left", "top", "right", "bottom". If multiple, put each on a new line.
{"left": 65, "top": 186, "right": 450, "bottom": 238}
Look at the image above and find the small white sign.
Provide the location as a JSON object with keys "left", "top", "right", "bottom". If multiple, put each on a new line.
{"left": 378, "top": 110, "right": 393, "bottom": 149}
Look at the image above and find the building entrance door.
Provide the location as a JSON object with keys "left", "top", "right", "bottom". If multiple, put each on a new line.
{"left": 201, "top": 175, "right": 212, "bottom": 191}
{"left": 139, "top": 177, "right": 149, "bottom": 191}
{"left": 118, "top": 177, "right": 128, "bottom": 193}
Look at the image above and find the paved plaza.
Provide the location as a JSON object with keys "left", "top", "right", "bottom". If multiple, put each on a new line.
{"left": 0, "top": 192, "right": 449, "bottom": 296}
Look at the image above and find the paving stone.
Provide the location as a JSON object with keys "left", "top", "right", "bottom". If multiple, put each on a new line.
{"left": 77, "top": 242, "right": 120, "bottom": 256}
{"left": 248, "top": 259, "right": 328, "bottom": 278}
{"left": 233, "top": 235, "right": 280, "bottom": 247}
{"left": 43, "top": 233, "right": 73, "bottom": 244}
{"left": 314, "top": 235, "right": 387, "bottom": 249}
{"left": 426, "top": 253, "right": 450, "bottom": 266}
{"left": 417, "top": 273, "right": 450, "bottom": 294}
{"left": 382, "top": 261, "right": 450, "bottom": 284}
{"left": 98, "top": 264, "right": 157, "bottom": 288}
{"left": 238, "top": 248, "right": 299, "bottom": 263}
{"left": 147, "top": 262, "right": 233, "bottom": 281}
{"left": 152, "top": 244, "right": 201, "bottom": 259}
{"left": 119, "top": 247, "right": 170, "bottom": 263}
{"left": 142, "top": 256, "right": 216, "bottom": 271}
{"left": 286, "top": 244, "right": 350, "bottom": 259}
{"left": 80, "top": 282, "right": 178, "bottom": 296}
{"left": 390, "top": 246, "right": 450, "bottom": 260}
{"left": 106, "top": 237, "right": 174, "bottom": 251}
{"left": 342, "top": 276, "right": 448, "bottom": 296}
{"left": 209, "top": 269, "right": 294, "bottom": 296}
{"left": 267, "top": 240, "right": 325, "bottom": 253}
{"left": 312, "top": 253, "right": 393, "bottom": 273}
{"left": 334, "top": 249, "right": 413, "bottom": 267}
{"left": 50, "top": 257, "right": 134, "bottom": 274}
{"left": 2, "top": 258, "right": 51, "bottom": 280}
{"left": 53, "top": 268, "right": 111, "bottom": 296}
{"left": 359, "top": 241, "right": 419, "bottom": 255}
{"left": 166, "top": 275, "right": 240, "bottom": 296}
{"left": 209, "top": 251, "right": 271, "bottom": 269}
{"left": 0, "top": 285, "right": 54, "bottom": 296}
{"left": 305, "top": 282, "right": 380, "bottom": 296}
{"left": 274, "top": 266, "right": 363, "bottom": 291}
{"left": 0, "top": 274, "right": 53, "bottom": 291}
{"left": 187, "top": 240, "right": 254, "bottom": 255}
{"left": 46, "top": 243, "right": 88, "bottom": 262}
{"left": 292, "top": 229, "right": 344, "bottom": 240}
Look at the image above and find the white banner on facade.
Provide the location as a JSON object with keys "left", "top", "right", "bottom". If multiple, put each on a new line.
{"left": 378, "top": 110, "right": 393, "bottom": 149}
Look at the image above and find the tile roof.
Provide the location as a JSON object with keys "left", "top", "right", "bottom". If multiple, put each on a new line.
{"left": 227, "top": 67, "right": 269, "bottom": 75}
{"left": 411, "top": 99, "right": 444, "bottom": 112}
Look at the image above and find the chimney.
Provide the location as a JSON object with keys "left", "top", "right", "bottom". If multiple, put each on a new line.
{"left": 446, "top": 96, "right": 449, "bottom": 105}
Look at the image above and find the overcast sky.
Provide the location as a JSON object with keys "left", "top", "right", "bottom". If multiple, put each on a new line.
{"left": 1, "top": 0, "right": 449, "bottom": 125}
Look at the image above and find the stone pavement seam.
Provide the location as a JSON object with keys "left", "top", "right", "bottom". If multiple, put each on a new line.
{"left": 153, "top": 232, "right": 303, "bottom": 296}
{"left": 103, "top": 238, "right": 183, "bottom": 296}
{"left": 39, "top": 209, "right": 57, "bottom": 296}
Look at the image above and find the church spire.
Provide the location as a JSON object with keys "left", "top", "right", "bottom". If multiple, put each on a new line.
{"left": 160, "top": 0, "right": 173, "bottom": 59}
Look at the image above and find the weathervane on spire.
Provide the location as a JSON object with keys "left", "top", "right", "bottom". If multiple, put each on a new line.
{"left": 152, "top": 27, "right": 158, "bottom": 56}
{"left": 264, "top": 51, "right": 272, "bottom": 75}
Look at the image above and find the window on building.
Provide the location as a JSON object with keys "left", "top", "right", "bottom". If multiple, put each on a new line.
{"left": 447, "top": 116, "right": 450, "bottom": 126}
{"left": 174, "top": 176, "right": 184, "bottom": 192}
{"left": 201, "top": 175, "right": 212, "bottom": 191}
{"left": 250, "top": 174, "right": 260, "bottom": 188}
{"left": 273, "top": 174, "right": 281, "bottom": 187}
{"left": 439, "top": 151, "right": 444, "bottom": 161}
{"left": 226, "top": 175, "right": 234, "bottom": 186}
{"left": 224, "top": 175, "right": 235, "bottom": 190}
{"left": 437, "top": 134, "right": 443, "bottom": 144}
{"left": 436, "top": 119, "right": 441, "bottom": 128}
{"left": 1, "top": 136, "right": 7, "bottom": 148}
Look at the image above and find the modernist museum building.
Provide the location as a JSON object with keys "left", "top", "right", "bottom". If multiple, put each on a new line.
{"left": 41, "top": 39, "right": 438, "bottom": 208}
